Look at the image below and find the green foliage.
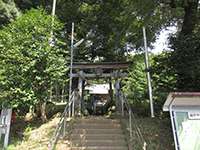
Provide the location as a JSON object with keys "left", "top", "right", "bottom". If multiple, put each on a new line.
{"left": 77, "top": 0, "right": 129, "bottom": 61}
{"left": 6, "top": 0, "right": 185, "bottom": 62}
{"left": 151, "top": 52, "right": 177, "bottom": 114}
{"left": 123, "top": 54, "right": 149, "bottom": 115}
{"left": 124, "top": 52, "right": 177, "bottom": 116}
{"left": 74, "top": 0, "right": 176, "bottom": 60}
{"left": 14, "top": 0, "right": 47, "bottom": 10}
{"left": 2, "top": 0, "right": 198, "bottom": 61}
{"left": 43, "top": 0, "right": 175, "bottom": 61}
{"left": 0, "top": 9, "right": 68, "bottom": 110}
{"left": 0, "top": 0, "right": 20, "bottom": 26}
{"left": 171, "top": 26, "right": 200, "bottom": 91}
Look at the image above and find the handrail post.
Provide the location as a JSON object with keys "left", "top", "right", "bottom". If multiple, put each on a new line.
{"left": 63, "top": 111, "right": 66, "bottom": 137}
{"left": 69, "top": 22, "right": 74, "bottom": 118}
{"left": 72, "top": 94, "right": 75, "bottom": 117}
{"left": 129, "top": 109, "right": 133, "bottom": 138}
{"left": 121, "top": 94, "right": 124, "bottom": 116}
{"left": 68, "top": 94, "right": 71, "bottom": 118}
{"left": 49, "top": 91, "right": 78, "bottom": 150}
{"left": 143, "top": 142, "right": 147, "bottom": 150}
{"left": 123, "top": 91, "right": 147, "bottom": 150}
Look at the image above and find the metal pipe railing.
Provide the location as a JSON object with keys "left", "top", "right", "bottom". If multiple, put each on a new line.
{"left": 128, "top": 109, "right": 133, "bottom": 138}
{"left": 48, "top": 91, "right": 77, "bottom": 150}
{"left": 120, "top": 92, "right": 147, "bottom": 150}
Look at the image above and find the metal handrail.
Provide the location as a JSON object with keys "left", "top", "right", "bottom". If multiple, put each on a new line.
{"left": 120, "top": 92, "right": 147, "bottom": 150}
{"left": 48, "top": 91, "right": 76, "bottom": 150}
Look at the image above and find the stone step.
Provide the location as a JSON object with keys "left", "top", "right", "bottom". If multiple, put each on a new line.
{"left": 70, "top": 139, "right": 127, "bottom": 147}
{"left": 67, "top": 146, "right": 128, "bottom": 150}
{"left": 76, "top": 119, "right": 120, "bottom": 124}
{"left": 72, "top": 129, "right": 123, "bottom": 134}
{"left": 74, "top": 123, "right": 121, "bottom": 129}
{"left": 70, "top": 134, "right": 126, "bottom": 141}
{"left": 62, "top": 117, "right": 128, "bottom": 150}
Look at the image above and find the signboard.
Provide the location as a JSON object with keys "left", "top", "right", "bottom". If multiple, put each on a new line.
{"left": 176, "top": 112, "right": 200, "bottom": 150}
{"left": 188, "top": 112, "right": 200, "bottom": 120}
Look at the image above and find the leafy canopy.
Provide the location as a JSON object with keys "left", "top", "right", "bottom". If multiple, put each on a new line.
{"left": 0, "top": 9, "right": 68, "bottom": 108}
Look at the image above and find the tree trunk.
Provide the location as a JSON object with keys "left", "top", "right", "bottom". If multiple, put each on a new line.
{"left": 36, "top": 101, "right": 47, "bottom": 122}
{"left": 40, "top": 101, "right": 47, "bottom": 122}
{"left": 61, "top": 82, "right": 65, "bottom": 102}
{"left": 180, "top": 0, "right": 199, "bottom": 35}
{"left": 49, "top": 83, "right": 53, "bottom": 102}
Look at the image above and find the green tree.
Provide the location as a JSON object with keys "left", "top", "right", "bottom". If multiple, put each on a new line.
{"left": 0, "top": 0, "right": 20, "bottom": 26}
{"left": 14, "top": 0, "right": 51, "bottom": 10}
{"left": 124, "top": 52, "right": 177, "bottom": 116}
{"left": 152, "top": 52, "right": 177, "bottom": 114}
{"left": 171, "top": 27, "right": 200, "bottom": 91}
{"left": 168, "top": 0, "right": 200, "bottom": 91}
{"left": 123, "top": 54, "right": 150, "bottom": 115}
{"left": 0, "top": 9, "right": 67, "bottom": 121}
{"left": 22, "top": 0, "right": 168, "bottom": 61}
{"left": 9, "top": 1, "right": 180, "bottom": 61}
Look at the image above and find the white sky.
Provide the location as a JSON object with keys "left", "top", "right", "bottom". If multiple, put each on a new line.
{"left": 152, "top": 26, "right": 177, "bottom": 54}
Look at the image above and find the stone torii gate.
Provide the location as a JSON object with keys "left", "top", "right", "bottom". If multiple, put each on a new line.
{"left": 69, "top": 62, "right": 130, "bottom": 114}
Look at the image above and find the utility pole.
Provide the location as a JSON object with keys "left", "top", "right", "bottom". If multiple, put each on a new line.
{"left": 50, "top": 0, "right": 57, "bottom": 46}
{"left": 142, "top": 27, "right": 155, "bottom": 118}
{"left": 49, "top": 0, "right": 57, "bottom": 103}
{"left": 69, "top": 22, "right": 75, "bottom": 117}
{"left": 52, "top": 0, "right": 57, "bottom": 17}
{"left": 51, "top": 0, "right": 57, "bottom": 32}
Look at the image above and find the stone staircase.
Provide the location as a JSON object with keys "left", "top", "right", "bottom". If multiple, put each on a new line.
{"left": 68, "top": 116, "right": 129, "bottom": 150}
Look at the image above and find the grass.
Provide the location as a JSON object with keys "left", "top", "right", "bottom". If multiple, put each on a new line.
{"left": 2, "top": 115, "right": 61, "bottom": 150}
{"left": 134, "top": 117, "right": 174, "bottom": 150}
{"left": 121, "top": 114, "right": 174, "bottom": 150}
